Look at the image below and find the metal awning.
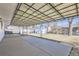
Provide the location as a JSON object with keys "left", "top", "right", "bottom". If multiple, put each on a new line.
{"left": 11, "top": 3, "right": 79, "bottom": 26}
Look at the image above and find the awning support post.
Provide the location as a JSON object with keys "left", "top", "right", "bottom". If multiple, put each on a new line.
{"left": 40, "top": 24, "right": 42, "bottom": 37}
{"left": 68, "top": 17, "right": 73, "bottom": 36}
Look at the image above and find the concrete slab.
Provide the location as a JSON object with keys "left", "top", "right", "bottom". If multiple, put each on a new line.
{"left": 0, "top": 35, "right": 49, "bottom": 56}
{"left": 0, "top": 34, "right": 72, "bottom": 56}
{"left": 22, "top": 35, "right": 72, "bottom": 56}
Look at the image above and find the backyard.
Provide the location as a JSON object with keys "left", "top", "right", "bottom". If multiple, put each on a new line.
{"left": 29, "top": 33, "right": 79, "bottom": 55}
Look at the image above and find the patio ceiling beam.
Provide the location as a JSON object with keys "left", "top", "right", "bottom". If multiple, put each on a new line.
{"left": 18, "top": 9, "right": 48, "bottom": 22}
{"left": 48, "top": 3, "right": 65, "bottom": 19}
{"left": 11, "top": 3, "right": 47, "bottom": 25}
{"left": 42, "top": 3, "right": 63, "bottom": 14}
{"left": 75, "top": 3, "right": 78, "bottom": 16}
{"left": 18, "top": 3, "right": 35, "bottom": 20}
{"left": 47, "top": 4, "right": 75, "bottom": 16}
{"left": 10, "top": 3, "right": 22, "bottom": 25}
{"left": 16, "top": 14, "right": 45, "bottom": 23}
{"left": 17, "top": 4, "right": 49, "bottom": 22}
{"left": 24, "top": 3, "right": 55, "bottom": 22}
{"left": 31, "top": 3, "right": 63, "bottom": 19}
{"left": 26, "top": 4, "right": 48, "bottom": 20}
{"left": 14, "top": 17, "right": 46, "bottom": 26}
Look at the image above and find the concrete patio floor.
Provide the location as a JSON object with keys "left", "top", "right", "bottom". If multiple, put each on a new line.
{"left": 0, "top": 34, "right": 72, "bottom": 56}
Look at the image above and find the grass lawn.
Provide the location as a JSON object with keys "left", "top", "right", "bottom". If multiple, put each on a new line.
{"left": 28, "top": 33, "right": 79, "bottom": 47}
{"left": 27, "top": 33, "right": 79, "bottom": 55}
